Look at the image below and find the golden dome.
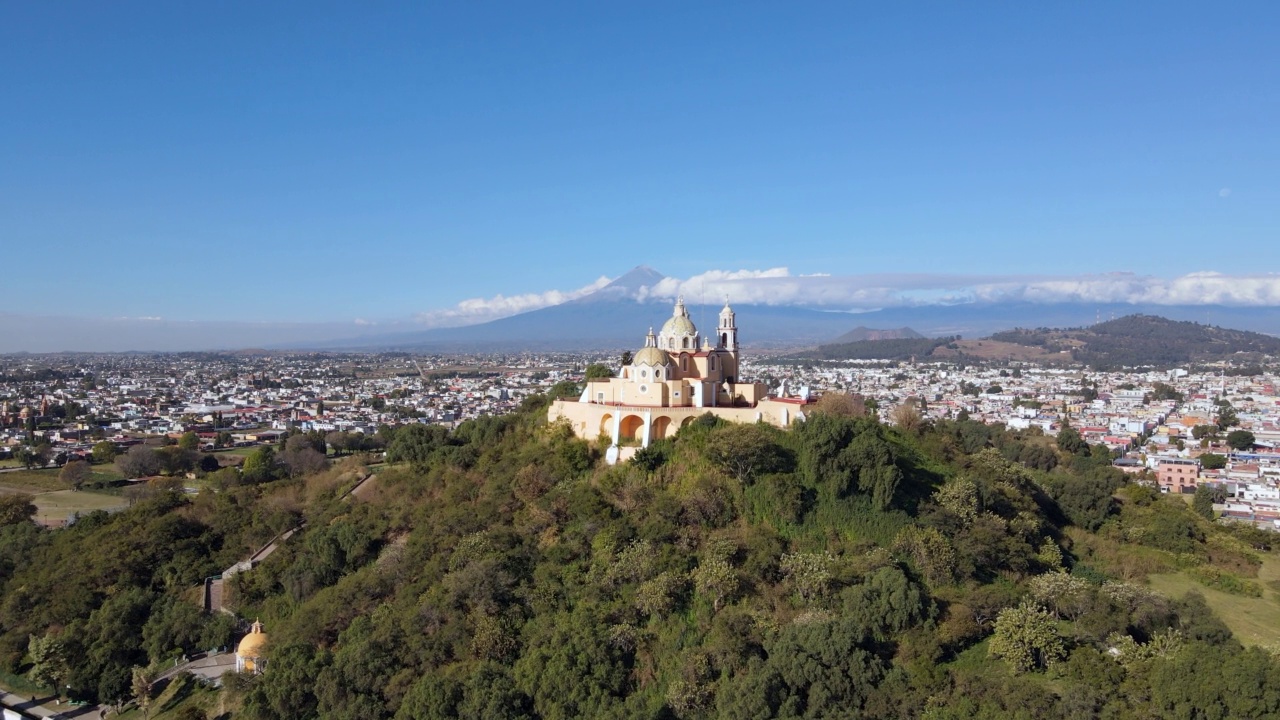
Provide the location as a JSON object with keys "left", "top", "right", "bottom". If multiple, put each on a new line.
{"left": 659, "top": 296, "right": 698, "bottom": 339}
{"left": 237, "top": 620, "right": 268, "bottom": 658}
{"left": 661, "top": 315, "right": 697, "bottom": 337}
{"left": 633, "top": 346, "right": 671, "bottom": 366}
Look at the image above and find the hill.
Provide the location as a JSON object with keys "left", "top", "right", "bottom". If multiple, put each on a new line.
{"left": 799, "top": 335, "right": 957, "bottom": 361}
{"left": 830, "top": 326, "right": 924, "bottom": 343}
{"left": 989, "top": 314, "right": 1280, "bottom": 368}
{"left": 4, "top": 400, "right": 1280, "bottom": 718}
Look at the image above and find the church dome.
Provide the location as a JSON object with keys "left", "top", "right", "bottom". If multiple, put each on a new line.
{"left": 658, "top": 296, "right": 699, "bottom": 349}
{"left": 661, "top": 314, "right": 697, "bottom": 338}
{"left": 237, "top": 621, "right": 268, "bottom": 659}
{"left": 633, "top": 346, "right": 671, "bottom": 366}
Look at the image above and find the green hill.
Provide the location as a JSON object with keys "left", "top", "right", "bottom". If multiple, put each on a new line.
{"left": 989, "top": 314, "right": 1280, "bottom": 368}
{"left": 4, "top": 396, "right": 1280, "bottom": 719}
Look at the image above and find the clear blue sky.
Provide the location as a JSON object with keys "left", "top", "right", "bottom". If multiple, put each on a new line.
{"left": 2, "top": 2, "right": 1277, "bottom": 323}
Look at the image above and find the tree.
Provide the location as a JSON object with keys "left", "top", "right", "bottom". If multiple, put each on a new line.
{"left": 241, "top": 446, "right": 279, "bottom": 483}
{"left": 988, "top": 601, "right": 1065, "bottom": 672}
{"left": 92, "top": 440, "right": 118, "bottom": 464}
{"left": 198, "top": 454, "right": 222, "bottom": 473}
{"left": 1192, "top": 424, "right": 1218, "bottom": 441}
{"left": 1193, "top": 484, "right": 1216, "bottom": 520}
{"left": 60, "top": 460, "right": 91, "bottom": 491}
{"left": 693, "top": 558, "right": 739, "bottom": 612}
{"left": 116, "top": 445, "right": 162, "bottom": 478}
{"left": 14, "top": 446, "right": 41, "bottom": 469}
{"left": 0, "top": 493, "right": 37, "bottom": 526}
{"left": 386, "top": 423, "right": 450, "bottom": 473}
{"left": 281, "top": 447, "right": 329, "bottom": 478}
{"left": 619, "top": 351, "right": 633, "bottom": 367}
{"left": 178, "top": 432, "right": 200, "bottom": 451}
{"left": 584, "top": 363, "right": 614, "bottom": 381}
{"left": 1056, "top": 420, "right": 1088, "bottom": 455}
{"left": 131, "top": 665, "right": 158, "bottom": 719}
{"left": 1216, "top": 404, "right": 1239, "bottom": 431}
{"left": 1199, "top": 453, "right": 1227, "bottom": 470}
{"left": 703, "top": 424, "right": 791, "bottom": 484}
{"left": 891, "top": 401, "right": 923, "bottom": 433}
{"left": 28, "top": 632, "right": 70, "bottom": 691}
{"left": 1226, "top": 430, "right": 1256, "bottom": 451}
{"left": 810, "top": 392, "right": 867, "bottom": 418}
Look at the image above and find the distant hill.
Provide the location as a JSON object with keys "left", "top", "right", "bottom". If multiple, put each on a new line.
{"left": 830, "top": 326, "right": 924, "bottom": 343}
{"left": 988, "top": 314, "right": 1280, "bottom": 368}
{"left": 798, "top": 335, "right": 958, "bottom": 361}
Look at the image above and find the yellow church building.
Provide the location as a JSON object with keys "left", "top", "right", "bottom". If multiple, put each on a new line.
{"left": 548, "top": 297, "right": 809, "bottom": 463}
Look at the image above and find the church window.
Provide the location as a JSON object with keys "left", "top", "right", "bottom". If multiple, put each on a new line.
{"left": 721, "top": 332, "right": 727, "bottom": 346}
{"left": 680, "top": 355, "right": 688, "bottom": 371}
{"left": 639, "top": 385, "right": 649, "bottom": 394}
{"left": 683, "top": 337, "right": 690, "bottom": 349}
{"left": 640, "top": 369, "right": 648, "bottom": 379}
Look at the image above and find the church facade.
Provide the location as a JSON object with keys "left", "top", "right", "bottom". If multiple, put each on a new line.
{"left": 548, "top": 297, "right": 808, "bottom": 463}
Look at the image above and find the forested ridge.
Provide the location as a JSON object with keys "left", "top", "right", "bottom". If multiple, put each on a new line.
{"left": 4, "top": 391, "right": 1280, "bottom": 719}
{"left": 990, "top": 314, "right": 1280, "bottom": 369}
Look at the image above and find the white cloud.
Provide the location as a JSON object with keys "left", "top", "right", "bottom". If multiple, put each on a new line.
{"left": 413, "top": 269, "right": 1280, "bottom": 328}
{"left": 414, "top": 275, "right": 612, "bottom": 327}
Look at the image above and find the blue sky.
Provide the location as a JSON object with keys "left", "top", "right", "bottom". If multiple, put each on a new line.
{"left": 2, "top": 2, "right": 1277, "bottom": 331}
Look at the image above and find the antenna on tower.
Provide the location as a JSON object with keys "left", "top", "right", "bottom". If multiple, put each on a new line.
{"left": 700, "top": 281, "right": 707, "bottom": 345}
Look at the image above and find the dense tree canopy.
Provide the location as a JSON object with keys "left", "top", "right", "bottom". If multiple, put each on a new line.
{"left": 0, "top": 386, "right": 1276, "bottom": 719}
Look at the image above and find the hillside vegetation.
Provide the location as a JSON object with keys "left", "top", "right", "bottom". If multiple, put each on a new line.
{"left": 801, "top": 336, "right": 957, "bottom": 361}
{"left": 990, "top": 314, "right": 1280, "bottom": 369}
{"left": 4, "top": 394, "right": 1280, "bottom": 719}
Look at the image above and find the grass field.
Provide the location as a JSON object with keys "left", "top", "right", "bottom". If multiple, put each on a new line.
{"left": 1148, "top": 555, "right": 1280, "bottom": 647}
{"left": 0, "top": 468, "right": 69, "bottom": 492}
{"left": 29, "top": 489, "right": 129, "bottom": 522}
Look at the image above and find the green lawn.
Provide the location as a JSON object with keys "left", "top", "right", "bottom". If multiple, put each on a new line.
{"left": 0, "top": 468, "right": 68, "bottom": 492}
{"left": 1148, "top": 555, "right": 1280, "bottom": 647}
{"left": 30, "top": 489, "right": 129, "bottom": 523}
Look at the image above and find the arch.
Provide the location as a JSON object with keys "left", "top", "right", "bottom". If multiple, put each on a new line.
{"left": 680, "top": 354, "right": 689, "bottom": 372}
{"left": 682, "top": 336, "right": 690, "bottom": 349}
{"left": 721, "top": 332, "right": 728, "bottom": 346}
{"left": 599, "top": 413, "right": 614, "bottom": 437}
{"left": 680, "top": 416, "right": 697, "bottom": 428}
{"left": 620, "top": 415, "right": 645, "bottom": 441}
{"left": 651, "top": 415, "right": 673, "bottom": 440}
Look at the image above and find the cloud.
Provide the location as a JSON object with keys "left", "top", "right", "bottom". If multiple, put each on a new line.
{"left": 414, "top": 275, "right": 612, "bottom": 327}
{"left": 412, "top": 269, "right": 1280, "bottom": 328}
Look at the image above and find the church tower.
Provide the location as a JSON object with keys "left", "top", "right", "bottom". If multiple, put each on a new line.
{"left": 718, "top": 298, "right": 738, "bottom": 355}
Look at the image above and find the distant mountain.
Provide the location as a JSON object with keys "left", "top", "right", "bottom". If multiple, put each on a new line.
{"left": 988, "top": 314, "right": 1280, "bottom": 368}
{"left": 830, "top": 326, "right": 924, "bottom": 343}
{"left": 318, "top": 267, "right": 873, "bottom": 351}
{"left": 309, "top": 268, "right": 1280, "bottom": 354}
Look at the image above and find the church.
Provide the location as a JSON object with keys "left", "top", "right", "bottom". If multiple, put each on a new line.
{"left": 548, "top": 297, "right": 809, "bottom": 463}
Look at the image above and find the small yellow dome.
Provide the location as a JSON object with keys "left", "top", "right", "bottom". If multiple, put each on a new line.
{"left": 237, "top": 621, "right": 268, "bottom": 658}
{"left": 633, "top": 346, "right": 671, "bottom": 366}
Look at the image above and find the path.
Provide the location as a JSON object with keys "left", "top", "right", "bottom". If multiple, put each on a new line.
{"left": 0, "top": 688, "right": 100, "bottom": 719}
{"left": 156, "top": 652, "right": 237, "bottom": 685}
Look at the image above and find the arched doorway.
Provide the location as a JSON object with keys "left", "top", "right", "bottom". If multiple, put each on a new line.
{"left": 620, "top": 415, "right": 644, "bottom": 442}
{"left": 680, "top": 416, "right": 697, "bottom": 428}
{"left": 599, "top": 413, "right": 614, "bottom": 438}
{"left": 651, "top": 416, "right": 672, "bottom": 440}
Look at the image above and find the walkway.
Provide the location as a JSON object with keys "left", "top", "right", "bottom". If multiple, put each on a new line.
{"left": 0, "top": 688, "right": 99, "bottom": 719}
